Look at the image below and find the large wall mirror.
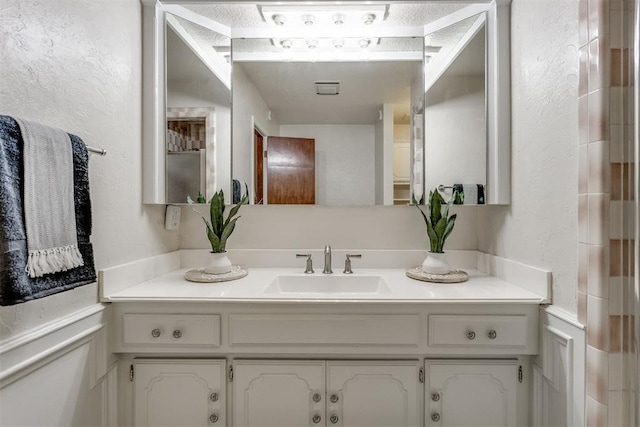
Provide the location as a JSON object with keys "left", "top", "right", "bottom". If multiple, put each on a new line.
{"left": 141, "top": 0, "right": 510, "bottom": 206}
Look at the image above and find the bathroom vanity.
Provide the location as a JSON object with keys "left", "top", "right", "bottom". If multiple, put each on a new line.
{"left": 101, "top": 250, "right": 549, "bottom": 426}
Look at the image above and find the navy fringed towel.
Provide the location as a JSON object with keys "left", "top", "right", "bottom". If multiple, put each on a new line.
{"left": 0, "top": 115, "right": 96, "bottom": 306}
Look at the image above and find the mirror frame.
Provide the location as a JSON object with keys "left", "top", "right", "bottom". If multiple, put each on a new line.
{"left": 141, "top": 0, "right": 511, "bottom": 205}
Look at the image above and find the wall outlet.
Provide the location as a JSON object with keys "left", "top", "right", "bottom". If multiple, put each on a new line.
{"left": 165, "top": 205, "right": 181, "bottom": 230}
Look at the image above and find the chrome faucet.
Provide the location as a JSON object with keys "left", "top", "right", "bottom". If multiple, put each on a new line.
{"left": 323, "top": 245, "right": 333, "bottom": 274}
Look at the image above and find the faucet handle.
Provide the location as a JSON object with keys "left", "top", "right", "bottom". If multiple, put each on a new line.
{"left": 343, "top": 254, "right": 362, "bottom": 274}
{"left": 296, "top": 253, "right": 314, "bottom": 274}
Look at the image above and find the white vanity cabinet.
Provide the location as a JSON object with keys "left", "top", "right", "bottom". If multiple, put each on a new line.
{"left": 112, "top": 301, "right": 538, "bottom": 426}
{"left": 425, "top": 360, "right": 517, "bottom": 427}
{"left": 232, "top": 360, "right": 421, "bottom": 427}
{"left": 133, "top": 359, "right": 226, "bottom": 426}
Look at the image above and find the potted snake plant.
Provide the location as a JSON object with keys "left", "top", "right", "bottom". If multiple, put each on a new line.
{"left": 415, "top": 188, "right": 457, "bottom": 274}
{"left": 192, "top": 189, "right": 248, "bottom": 274}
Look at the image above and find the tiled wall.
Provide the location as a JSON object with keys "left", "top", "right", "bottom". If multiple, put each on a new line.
{"left": 578, "top": 0, "right": 637, "bottom": 425}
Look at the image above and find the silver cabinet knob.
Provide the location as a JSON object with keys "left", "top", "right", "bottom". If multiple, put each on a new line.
{"left": 209, "top": 392, "right": 218, "bottom": 402}
{"left": 330, "top": 414, "right": 339, "bottom": 424}
{"left": 209, "top": 413, "right": 218, "bottom": 423}
{"left": 431, "top": 392, "right": 440, "bottom": 402}
{"left": 151, "top": 328, "right": 161, "bottom": 338}
{"left": 431, "top": 412, "right": 440, "bottom": 422}
{"left": 466, "top": 330, "right": 476, "bottom": 340}
{"left": 329, "top": 393, "right": 339, "bottom": 403}
{"left": 173, "top": 330, "right": 182, "bottom": 339}
{"left": 488, "top": 329, "right": 497, "bottom": 339}
{"left": 312, "top": 414, "right": 321, "bottom": 424}
{"left": 312, "top": 393, "right": 322, "bottom": 402}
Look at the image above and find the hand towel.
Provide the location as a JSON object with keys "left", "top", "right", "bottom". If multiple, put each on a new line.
{"left": 452, "top": 184, "right": 485, "bottom": 205}
{"left": 16, "top": 118, "right": 84, "bottom": 277}
{"left": 0, "top": 115, "right": 96, "bottom": 306}
{"left": 232, "top": 179, "right": 249, "bottom": 204}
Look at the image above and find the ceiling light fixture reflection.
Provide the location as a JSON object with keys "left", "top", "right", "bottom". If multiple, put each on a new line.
{"left": 280, "top": 39, "right": 293, "bottom": 49}
{"left": 362, "top": 13, "right": 376, "bottom": 25}
{"left": 359, "top": 38, "right": 371, "bottom": 48}
{"left": 272, "top": 14, "right": 286, "bottom": 26}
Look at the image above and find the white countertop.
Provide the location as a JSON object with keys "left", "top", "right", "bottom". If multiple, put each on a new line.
{"left": 103, "top": 267, "right": 546, "bottom": 304}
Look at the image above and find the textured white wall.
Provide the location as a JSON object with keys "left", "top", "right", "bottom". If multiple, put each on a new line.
{"left": 180, "top": 204, "right": 479, "bottom": 251}
{"left": 425, "top": 76, "right": 486, "bottom": 191}
{"left": 477, "top": 0, "right": 579, "bottom": 313}
{"left": 0, "top": 0, "right": 177, "bottom": 334}
{"left": 232, "top": 64, "right": 280, "bottom": 202}
{"left": 280, "top": 124, "right": 376, "bottom": 205}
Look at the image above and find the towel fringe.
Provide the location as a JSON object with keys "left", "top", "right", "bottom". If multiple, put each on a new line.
{"left": 26, "top": 245, "right": 84, "bottom": 278}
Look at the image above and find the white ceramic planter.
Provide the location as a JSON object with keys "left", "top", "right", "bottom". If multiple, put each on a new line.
{"left": 204, "top": 252, "right": 233, "bottom": 275}
{"left": 422, "top": 252, "right": 450, "bottom": 275}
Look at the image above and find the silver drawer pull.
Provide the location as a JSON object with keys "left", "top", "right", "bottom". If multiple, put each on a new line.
{"left": 312, "top": 414, "right": 321, "bottom": 424}
{"left": 431, "top": 392, "right": 440, "bottom": 402}
{"left": 173, "top": 330, "right": 182, "bottom": 339}
{"left": 312, "top": 393, "right": 322, "bottom": 402}
{"left": 330, "top": 393, "right": 339, "bottom": 403}
{"left": 466, "top": 330, "right": 476, "bottom": 340}
{"left": 209, "top": 413, "right": 218, "bottom": 423}
{"left": 330, "top": 414, "right": 339, "bottom": 424}
{"left": 488, "top": 329, "right": 497, "bottom": 339}
{"left": 151, "top": 328, "right": 161, "bottom": 338}
{"left": 209, "top": 392, "right": 219, "bottom": 402}
{"left": 431, "top": 412, "right": 440, "bottom": 422}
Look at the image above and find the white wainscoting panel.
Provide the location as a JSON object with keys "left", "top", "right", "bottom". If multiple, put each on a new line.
{"left": 0, "top": 303, "right": 115, "bottom": 427}
{"left": 533, "top": 306, "right": 586, "bottom": 427}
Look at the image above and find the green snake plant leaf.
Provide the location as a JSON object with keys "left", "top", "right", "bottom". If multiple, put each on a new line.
{"left": 210, "top": 190, "right": 225, "bottom": 237}
{"left": 425, "top": 217, "right": 438, "bottom": 252}
{"left": 429, "top": 190, "right": 443, "bottom": 227}
{"left": 203, "top": 217, "right": 221, "bottom": 252}
{"left": 223, "top": 194, "right": 248, "bottom": 229}
{"left": 441, "top": 214, "right": 457, "bottom": 247}
{"left": 219, "top": 216, "right": 239, "bottom": 250}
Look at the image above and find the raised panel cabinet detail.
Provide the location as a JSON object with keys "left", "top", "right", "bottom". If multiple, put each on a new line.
{"left": 133, "top": 359, "right": 225, "bottom": 427}
{"left": 232, "top": 360, "right": 325, "bottom": 427}
{"left": 233, "top": 360, "right": 421, "bottom": 427}
{"left": 425, "top": 359, "right": 517, "bottom": 427}
{"left": 326, "top": 361, "right": 421, "bottom": 427}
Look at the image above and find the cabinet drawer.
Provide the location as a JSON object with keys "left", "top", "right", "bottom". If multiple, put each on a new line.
{"left": 122, "top": 314, "right": 220, "bottom": 347}
{"left": 428, "top": 315, "right": 528, "bottom": 348}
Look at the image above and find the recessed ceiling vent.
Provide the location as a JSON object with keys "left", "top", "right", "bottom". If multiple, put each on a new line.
{"left": 315, "top": 81, "right": 340, "bottom": 95}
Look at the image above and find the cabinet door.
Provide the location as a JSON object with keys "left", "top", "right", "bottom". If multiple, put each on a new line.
{"left": 425, "top": 360, "right": 517, "bottom": 427}
{"left": 233, "top": 360, "right": 325, "bottom": 427}
{"left": 134, "top": 359, "right": 225, "bottom": 427}
{"left": 326, "top": 361, "right": 422, "bottom": 427}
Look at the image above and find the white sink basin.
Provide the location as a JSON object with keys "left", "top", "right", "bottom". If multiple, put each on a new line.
{"left": 265, "top": 274, "right": 391, "bottom": 295}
